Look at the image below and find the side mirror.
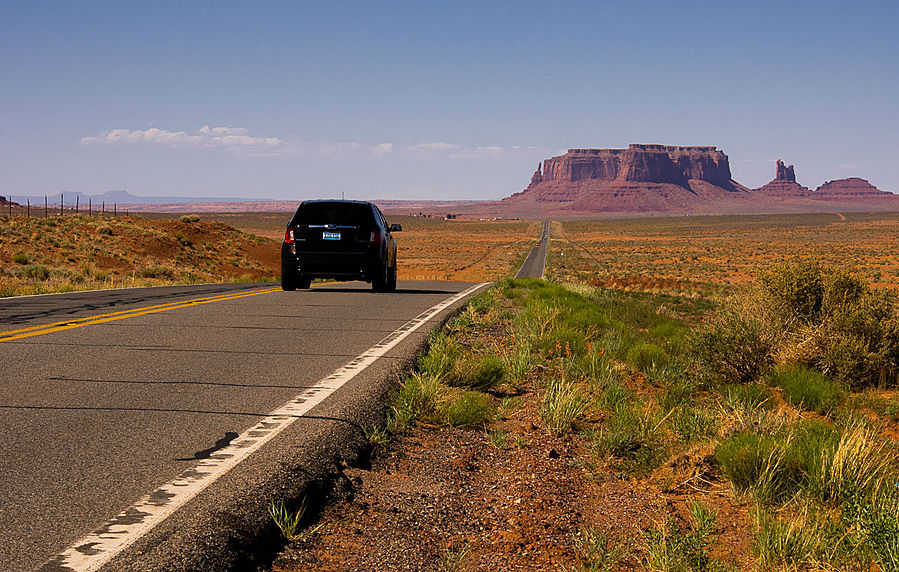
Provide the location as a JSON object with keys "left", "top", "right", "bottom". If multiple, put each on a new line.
{"left": 389, "top": 224, "right": 402, "bottom": 232}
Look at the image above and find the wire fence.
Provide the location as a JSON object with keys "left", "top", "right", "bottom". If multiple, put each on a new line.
{"left": 1, "top": 194, "right": 129, "bottom": 218}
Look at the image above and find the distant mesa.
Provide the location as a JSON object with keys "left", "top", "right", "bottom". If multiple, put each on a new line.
{"left": 493, "top": 145, "right": 898, "bottom": 218}
{"left": 504, "top": 144, "right": 749, "bottom": 214}
{"left": 813, "top": 177, "right": 893, "bottom": 200}
{"left": 0, "top": 195, "right": 19, "bottom": 206}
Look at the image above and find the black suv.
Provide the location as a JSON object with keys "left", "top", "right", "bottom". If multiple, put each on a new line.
{"left": 280, "top": 200, "right": 401, "bottom": 291}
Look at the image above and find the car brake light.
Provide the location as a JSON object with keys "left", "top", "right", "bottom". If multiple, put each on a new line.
{"left": 369, "top": 231, "right": 381, "bottom": 246}
{"left": 284, "top": 228, "right": 294, "bottom": 244}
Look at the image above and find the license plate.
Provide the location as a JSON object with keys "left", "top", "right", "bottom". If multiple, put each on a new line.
{"left": 322, "top": 231, "right": 341, "bottom": 240}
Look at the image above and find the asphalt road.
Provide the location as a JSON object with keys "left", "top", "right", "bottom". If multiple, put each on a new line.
{"left": 515, "top": 220, "right": 549, "bottom": 279}
{"left": 0, "top": 280, "right": 485, "bottom": 571}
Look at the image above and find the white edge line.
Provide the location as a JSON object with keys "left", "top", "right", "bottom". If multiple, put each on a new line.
{"left": 48, "top": 282, "right": 490, "bottom": 572}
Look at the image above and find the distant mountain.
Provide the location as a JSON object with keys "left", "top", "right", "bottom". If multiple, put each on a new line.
{"left": 7, "top": 190, "right": 263, "bottom": 205}
{"left": 473, "top": 145, "right": 899, "bottom": 218}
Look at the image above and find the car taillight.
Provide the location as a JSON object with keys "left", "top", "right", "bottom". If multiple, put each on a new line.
{"left": 284, "top": 227, "right": 294, "bottom": 244}
{"left": 369, "top": 231, "right": 381, "bottom": 246}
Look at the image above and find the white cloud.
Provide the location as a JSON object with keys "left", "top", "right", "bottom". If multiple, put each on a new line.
{"left": 81, "top": 127, "right": 542, "bottom": 162}
{"left": 80, "top": 125, "right": 283, "bottom": 152}
{"left": 409, "top": 142, "right": 544, "bottom": 160}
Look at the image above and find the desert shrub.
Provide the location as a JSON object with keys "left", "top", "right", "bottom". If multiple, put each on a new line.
{"left": 716, "top": 432, "right": 782, "bottom": 493}
{"left": 501, "top": 342, "right": 534, "bottom": 385}
{"left": 540, "top": 376, "right": 589, "bottom": 437}
{"left": 723, "top": 383, "right": 776, "bottom": 411}
{"left": 573, "top": 527, "right": 626, "bottom": 571}
{"left": 809, "top": 421, "right": 896, "bottom": 507}
{"left": 175, "top": 232, "right": 193, "bottom": 247}
{"left": 691, "top": 312, "right": 773, "bottom": 386}
{"left": 97, "top": 225, "right": 113, "bottom": 236}
{"left": 591, "top": 401, "right": 668, "bottom": 476}
{"left": 761, "top": 262, "right": 899, "bottom": 388}
{"left": 138, "top": 266, "right": 173, "bottom": 279}
{"left": 13, "top": 252, "right": 28, "bottom": 264}
{"left": 642, "top": 503, "right": 723, "bottom": 572}
{"left": 626, "top": 342, "right": 669, "bottom": 372}
{"left": 387, "top": 372, "right": 443, "bottom": 432}
{"left": 450, "top": 354, "right": 504, "bottom": 390}
{"left": 179, "top": 214, "right": 200, "bottom": 223}
{"left": 716, "top": 421, "right": 845, "bottom": 504}
{"left": 670, "top": 405, "right": 719, "bottom": 443}
{"left": 440, "top": 390, "right": 494, "bottom": 428}
{"left": 768, "top": 366, "right": 844, "bottom": 414}
{"left": 418, "top": 330, "right": 460, "bottom": 379}
{"left": 760, "top": 260, "right": 826, "bottom": 321}
{"left": 14, "top": 264, "right": 50, "bottom": 281}
{"left": 658, "top": 378, "right": 695, "bottom": 412}
{"left": 536, "top": 327, "right": 586, "bottom": 358}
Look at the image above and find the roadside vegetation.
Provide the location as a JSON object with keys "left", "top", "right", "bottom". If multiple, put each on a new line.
{"left": 0, "top": 214, "right": 278, "bottom": 297}
{"left": 279, "top": 259, "right": 899, "bottom": 571}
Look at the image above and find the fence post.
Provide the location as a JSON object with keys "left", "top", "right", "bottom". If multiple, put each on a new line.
{"left": 88, "top": 198, "right": 91, "bottom": 216}
{"left": 75, "top": 196, "right": 79, "bottom": 214}
{"left": 45, "top": 195, "right": 48, "bottom": 218}
{"left": 27, "top": 198, "right": 30, "bottom": 218}
{"left": 60, "top": 193, "right": 64, "bottom": 216}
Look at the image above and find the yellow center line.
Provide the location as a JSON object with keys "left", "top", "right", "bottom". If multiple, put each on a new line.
{"left": 0, "top": 287, "right": 282, "bottom": 342}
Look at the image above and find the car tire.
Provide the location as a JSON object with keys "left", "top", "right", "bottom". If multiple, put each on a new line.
{"left": 386, "top": 265, "right": 397, "bottom": 292}
{"left": 372, "top": 263, "right": 389, "bottom": 292}
{"left": 297, "top": 275, "right": 311, "bottom": 289}
{"left": 281, "top": 272, "right": 297, "bottom": 291}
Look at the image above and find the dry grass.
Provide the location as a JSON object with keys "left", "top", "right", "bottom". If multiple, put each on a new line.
{"left": 0, "top": 214, "right": 278, "bottom": 297}
{"left": 549, "top": 212, "right": 899, "bottom": 294}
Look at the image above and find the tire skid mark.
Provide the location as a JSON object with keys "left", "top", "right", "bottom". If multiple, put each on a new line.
{"left": 44, "top": 282, "right": 489, "bottom": 572}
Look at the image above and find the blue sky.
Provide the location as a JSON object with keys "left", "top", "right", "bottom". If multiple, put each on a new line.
{"left": 2, "top": 1, "right": 897, "bottom": 201}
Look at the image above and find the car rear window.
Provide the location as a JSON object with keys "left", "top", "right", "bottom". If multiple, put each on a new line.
{"left": 292, "top": 202, "right": 374, "bottom": 227}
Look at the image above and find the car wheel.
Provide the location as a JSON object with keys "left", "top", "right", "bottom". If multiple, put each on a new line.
{"left": 386, "top": 265, "right": 397, "bottom": 292}
{"left": 281, "top": 272, "right": 297, "bottom": 291}
{"left": 372, "top": 263, "right": 388, "bottom": 292}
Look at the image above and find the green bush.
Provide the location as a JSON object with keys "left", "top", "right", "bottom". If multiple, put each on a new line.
{"left": 451, "top": 354, "right": 504, "bottom": 390}
{"left": 14, "top": 264, "right": 51, "bottom": 281}
{"left": 691, "top": 313, "right": 773, "bottom": 385}
{"left": 626, "top": 342, "right": 668, "bottom": 372}
{"left": 768, "top": 366, "right": 844, "bottom": 414}
{"left": 536, "top": 327, "right": 586, "bottom": 358}
{"left": 757, "top": 262, "right": 899, "bottom": 388}
{"left": 440, "top": 390, "right": 494, "bottom": 428}
{"left": 716, "top": 422, "right": 841, "bottom": 504}
{"left": 715, "top": 432, "right": 785, "bottom": 493}
{"left": 418, "top": 330, "right": 460, "bottom": 379}
{"left": 13, "top": 252, "right": 28, "bottom": 264}
{"left": 760, "top": 260, "right": 826, "bottom": 321}
{"left": 671, "top": 406, "right": 719, "bottom": 443}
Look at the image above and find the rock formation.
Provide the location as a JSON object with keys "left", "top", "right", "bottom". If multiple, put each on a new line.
{"left": 776, "top": 159, "right": 796, "bottom": 182}
{"left": 503, "top": 144, "right": 747, "bottom": 213}
{"left": 530, "top": 163, "right": 544, "bottom": 185}
{"left": 536, "top": 144, "right": 734, "bottom": 188}
{"left": 752, "top": 159, "right": 811, "bottom": 197}
{"left": 813, "top": 177, "right": 893, "bottom": 200}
